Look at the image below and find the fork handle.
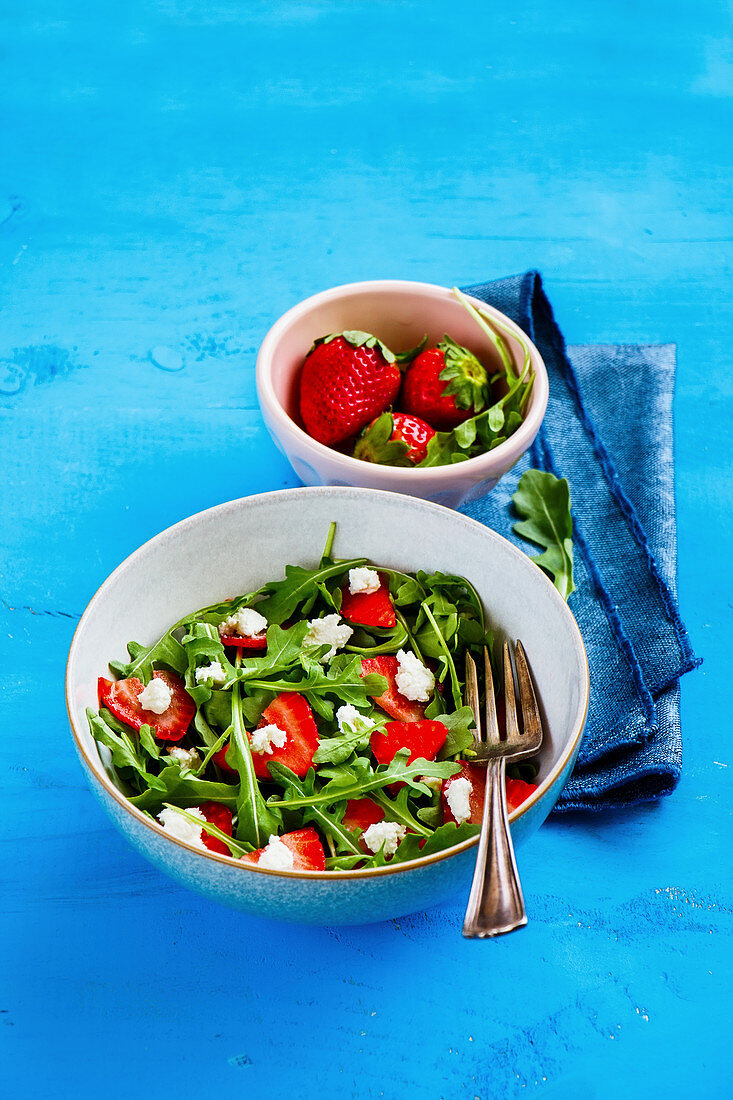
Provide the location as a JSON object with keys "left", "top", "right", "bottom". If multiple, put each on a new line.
{"left": 462, "top": 756, "right": 527, "bottom": 938}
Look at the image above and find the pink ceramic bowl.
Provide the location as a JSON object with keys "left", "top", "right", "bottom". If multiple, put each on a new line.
{"left": 256, "top": 280, "right": 549, "bottom": 508}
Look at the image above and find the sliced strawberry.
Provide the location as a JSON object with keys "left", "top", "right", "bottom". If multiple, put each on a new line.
{"left": 360, "top": 656, "right": 426, "bottom": 722}
{"left": 219, "top": 634, "right": 267, "bottom": 650}
{"left": 198, "top": 801, "right": 234, "bottom": 855}
{"left": 371, "top": 719, "right": 447, "bottom": 767}
{"left": 340, "top": 574, "right": 396, "bottom": 629}
{"left": 505, "top": 777, "right": 539, "bottom": 813}
{"left": 251, "top": 692, "right": 320, "bottom": 780}
{"left": 441, "top": 762, "right": 538, "bottom": 823}
{"left": 342, "top": 797, "right": 385, "bottom": 851}
{"left": 98, "top": 670, "right": 195, "bottom": 742}
{"left": 241, "top": 827, "right": 326, "bottom": 871}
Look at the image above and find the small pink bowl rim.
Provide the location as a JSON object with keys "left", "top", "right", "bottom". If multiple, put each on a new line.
{"left": 256, "top": 279, "right": 549, "bottom": 481}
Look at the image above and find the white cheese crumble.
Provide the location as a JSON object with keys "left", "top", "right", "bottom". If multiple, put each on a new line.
{"left": 303, "top": 613, "right": 353, "bottom": 661}
{"left": 250, "top": 723, "right": 288, "bottom": 755}
{"left": 167, "top": 746, "right": 201, "bottom": 771}
{"left": 363, "top": 820, "right": 407, "bottom": 857}
{"left": 446, "top": 776, "right": 473, "bottom": 825}
{"left": 348, "top": 566, "right": 381, "bottom": 595}
{"left": 195, "top": 660, "right": 227, "bottom": 686}
{"left": 336, "top": 704, "right": 374, "bottom": 735}
{"left": 219, "top": 606, "right": 268, "bottom": 639}
{"left": 395, "top": 649, "right": 435, "bottom": 702}
{"left": 257, "top": 834, "right": 295, "bottom": 871}
{"left": 157, "top": 805, "right": 206, "bottom": 849}
{"left": 137, "top": 677, "right": 172, "bottom": 714}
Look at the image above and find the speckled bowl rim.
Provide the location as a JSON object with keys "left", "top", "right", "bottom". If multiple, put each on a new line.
{"left": 255, "top": 280, "right": 550, "bottom": 480}
{"left": 66, "top": 486, "right": 588, "bottom": 880}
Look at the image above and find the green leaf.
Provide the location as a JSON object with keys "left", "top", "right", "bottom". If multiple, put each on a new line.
{"left": 227, "top": 675, "right": 282, "bottom": 847}
{"left": 128, "top": 767, "right": 238, "bottom": 812}
{"left": 390, "top": 820, "right": 480, "bottom": 864}
{"left": 109, "top": 630, "right": 187, "bottom": 682}
{"left": 87, "top": 708, "right": 163, "bottom": 790}
{"left": 181, "top": 622, "right": 236, "bottom": 706}
{"left": 435, "top": 706, "right": 477, "bottom": 758}
{"left": 236, "top": 621, "right": 310, "bottom": 681}
{"left": 269, "top": 749, "right": 460, "bottom": 810}
{"left": 255, "top": 558, "right": 367, "bottom": 625}
{"left": 512, "top": 469, "right": 575, "bottom": 600}
{"left": 157, "top": 804, "right": 250, "bottom": 858}
{"left": 267, "top": 765, "right": 363, "bottom": 855}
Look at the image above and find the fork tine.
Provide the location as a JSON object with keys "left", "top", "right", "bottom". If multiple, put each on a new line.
{"left": 514, "top": 640, "right": 543, "bottom": 746}
{"left": 483, "top": 646, "right": 501, "bottom": 746}
{"left": 464, "top": 651, "right": 482, "bottom": 743}
{"left": 503, "top": 641, "right": 520, "bottom": 741}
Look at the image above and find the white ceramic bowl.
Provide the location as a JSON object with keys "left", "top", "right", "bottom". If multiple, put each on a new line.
{"left": 256, "top": 280, "right": 549, "bottom": 509}
{"left": 66, "top": 487, "right": 587, "bottom": 925}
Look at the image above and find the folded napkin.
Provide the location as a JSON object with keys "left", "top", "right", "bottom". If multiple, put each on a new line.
{"left": 459, "top": 272, "right": 700, "bottom": 812}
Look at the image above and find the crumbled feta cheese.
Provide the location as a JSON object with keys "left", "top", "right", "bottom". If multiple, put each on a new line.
{"left": 363, "top": 820, "right": 407, "bottom": 858}
{"left": 336, "top": 704, "right": 374, "bottom": 734}
{"left": 303, "top": 613, "right": 353, "bottom": 661}
{"left": 446, "top": 776, "right": 473, "bottom": 825}
{"left": 157, "top": 805, "right": 206, "bottom": 849}
{"left": 195, "top": 660, "right": 227, "bottom": 686}
{"left": 219, "top": 606, "right": 268, "bottom": 639}
{"left": 250, "top": 723, "right": 288, "bottom": 756}
{"left": 395, "top": 649, "right": 435, "bottom": 702}
{"left": 420, "top": 775, "right": 443, "bottom": 793}
{"left": 137, "top": 677, "right": 172, "bottom": 714}
{"left": 167, "top": 746, "right": 201, "bottom": 771}
{"left": 348, "top": 566, "right": 381, "bottom": 595}
{"left": 257, "top": 834, "right": 295, "bottom": 871}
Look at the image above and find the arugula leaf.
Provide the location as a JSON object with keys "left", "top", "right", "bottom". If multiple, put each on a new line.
{"left": 390, "top": 820, "right": 480, "bottom": 864}
{"left": 269, "top": 750, "right": 460, "bottom": 810}
{"left": 512, "top": 469, "right": 575, "bottom": 600}
{"left": 267, "top": 764, "right": 362, "bottom": 855}
{"left": 227, "top": 673, "right": 282, "bottom": 847}
{"left": 255, "top": 558, "right": 368, "bottom": 625}
{"left": 129, "top": 767, "right": 239, "bottom": 812}
{"left": 244, "top": 654, "right": 387, "bottom": 720}
{"left": 181, "top": 622, "right": 236, "bottom": 706}
{"left": 371, "top": 787, "right": 431, "bottom": 837}
{"left": 435, "top": 706, "right": 477, "bottom": 758}
{"left": 236, "top": 622, "right": 310, "bottom": 681}
{"left": 158, "top": 804, "right": 251, "bottom": 858}
{"left": 109, "top": 631, "right": 187, "bottom": 682}
{"left": 87, "top": 708, "right": 164, "bottom": 791}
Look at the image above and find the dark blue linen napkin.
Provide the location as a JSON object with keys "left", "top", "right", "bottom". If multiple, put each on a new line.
{"left": 459, "top": 272, "right": 700, "bottom": 811}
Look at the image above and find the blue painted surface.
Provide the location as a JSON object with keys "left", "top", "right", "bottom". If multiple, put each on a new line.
{"left": 1, "top": 2, "right": 730, "bottom": 1097}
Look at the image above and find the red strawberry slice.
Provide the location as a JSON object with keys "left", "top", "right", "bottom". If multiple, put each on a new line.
{"left": 371, "top": 719, "right": 447, "bottom": 767}
{"left": 241, "top": 827, "right": 326, "bottom": 871}
{"left": 360, "top": 656, "right": 426, "bottom": 722}
{"left": 198, "top": 801, "right": 234, "bottom": 855}
{"left": 299, "top": 332, "right": 401, "bottom": 446}
{"left": 441, "top": 762, "right": 538, "bottom": 823}
{"left": 401, "top": 337, "right": 489, "bottom": 430}
{"left": 340, "top": 573, "right": 396, "bottom": 629}
{"left": 220, "top": 634, "right": 267, "bottom": 650}
{"left": 342, "top": 797, "right": 385, "bottom": 851}
{"left": 251, "top": 692, "right": 320, "bottom": 779}
{"left": 98, "top": 670, "right": 195, "bottom": 742}
{"left": 505, "top": 777, "right": 539, "bottom": 813}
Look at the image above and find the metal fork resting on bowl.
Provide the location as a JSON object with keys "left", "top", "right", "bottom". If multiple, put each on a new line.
{"left": 462, "top": 641, "right": 544, "bottom": 938}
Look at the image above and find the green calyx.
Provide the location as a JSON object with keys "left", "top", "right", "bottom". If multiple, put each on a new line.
{"left": 315, "top": 330, "right": 396, "bottom": 364}
{"left": 437, "top": 335, "right": 489, "bottom": 411}
{"left": 353, "top": 411, "right": 413, "bottom": 467}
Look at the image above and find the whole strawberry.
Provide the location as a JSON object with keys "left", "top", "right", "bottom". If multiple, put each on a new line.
{"left": 299, "top": 331, "right": 401, "bottom": 446}
{"left": 400, "top": 335, "right": 489, "bottom": 430}
{"left": 353, "top": 411, "right": 436, "bottom": 466}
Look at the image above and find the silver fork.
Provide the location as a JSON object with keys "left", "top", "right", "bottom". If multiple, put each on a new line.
{"left": 462, "top": 641, "right": 544, "bottom": 938}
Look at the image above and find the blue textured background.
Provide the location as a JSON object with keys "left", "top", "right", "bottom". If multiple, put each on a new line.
{"left": 1, "top": 2, "right": 730, "bottom": 1097}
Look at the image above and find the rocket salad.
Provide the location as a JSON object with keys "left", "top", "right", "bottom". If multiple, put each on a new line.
{"left": 87, "top": 524, "right": 539, "bottom": 871}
